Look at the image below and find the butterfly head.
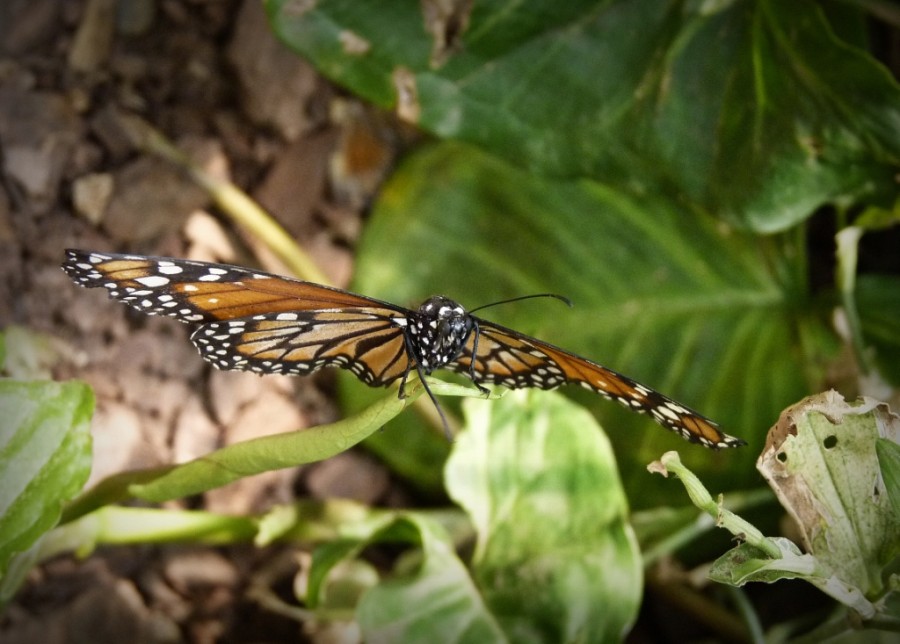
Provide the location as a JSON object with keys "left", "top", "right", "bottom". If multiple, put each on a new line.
{"left": 408, "top": 296, "right": 473, "bottom": 373}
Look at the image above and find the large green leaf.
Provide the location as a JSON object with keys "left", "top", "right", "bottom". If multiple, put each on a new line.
{"left": 267, "top": 0, "right": 900, "bottom": 231}
{"left": 342, "top": 141, "right": 829, "bottom": 505}
{"left": 446, "top": 390, "right": 642, "bottom": 642}
{"left": 356, "top": 391, "right": 642, "bottom": 642}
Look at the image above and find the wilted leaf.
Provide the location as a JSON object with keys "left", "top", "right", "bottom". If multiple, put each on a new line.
{"left": 756, "top": 391, "right": 900, "bottom": 597}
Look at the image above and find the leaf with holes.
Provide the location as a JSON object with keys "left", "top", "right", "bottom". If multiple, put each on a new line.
{"left": 756, "top": 391, "right": 900, "bottom": 598}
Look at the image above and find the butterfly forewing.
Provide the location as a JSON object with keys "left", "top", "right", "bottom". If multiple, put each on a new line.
{"left": 450, "top": 320, "right": 744, "bottom": 449}
{"left": 61, "top": 250, "right": 402, "bottom": 324}
{"left": 191, "top": 310, "right": 411, "bottom": 386}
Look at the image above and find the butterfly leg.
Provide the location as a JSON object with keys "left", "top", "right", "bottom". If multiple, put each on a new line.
{"left": 414, "top": 361, "right": 454, "bottom": 441}
{"left": 468, "top": 321, "right": 491, "bottom": 396}
{"left": 400, "top": 332, "right": 453, "bottom": 440}
{"left": 397, "top": 360, "right": 413, "bottom": 399}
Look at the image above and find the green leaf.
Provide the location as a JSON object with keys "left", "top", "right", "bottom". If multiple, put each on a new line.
{"left": 56, "top": 386, "right": 418, "bottom": 521}
{"left": 126, "top": 386, "right": 417, "bottom": 503}
{"left": 267, "top": 0, "right": 900, "bottom": 231}
{"left": 344, "top": 141, "right": 823, "bottom": 503}
{"left": 445, "top": 390, "right": 642, "bottom": 642}
{"left": 357, "top": 514, "right": 506, "bottom": 643}
{"left": 307, "top": 538, "right": 368, "bottom": 609}
{"left": 876, "top": 437, "right": 900, "bottom": 529}
{"left": 0, "top": 380, "right": 93, "bottom": 589}
{"left": 857, "top": 274, "right": 900, "bottom": 386}
{"left": 709, "top": 538, "right": 876, "bottom": 618}
{"left": 36, "top": 506, "right": 258, "bottom": 562}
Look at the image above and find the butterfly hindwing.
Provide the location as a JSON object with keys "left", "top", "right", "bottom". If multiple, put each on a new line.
{"left": 191, "top": 310, "right": 411, "bottom": 386}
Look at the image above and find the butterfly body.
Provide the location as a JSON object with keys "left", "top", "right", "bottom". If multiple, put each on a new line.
{"left": 62, "top": 250, "right": 745, "bottom": 449}
{"left": 406, "top": 296, "right": 474, "bottom": 373}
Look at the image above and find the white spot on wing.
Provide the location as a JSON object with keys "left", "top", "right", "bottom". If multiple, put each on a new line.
{"left": 135, "top": 275, "right": 170, "bottom": 288}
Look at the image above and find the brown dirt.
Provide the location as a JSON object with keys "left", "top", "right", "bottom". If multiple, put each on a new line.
{"left": 0, "top": 1, "right": 411, "bottom": 641}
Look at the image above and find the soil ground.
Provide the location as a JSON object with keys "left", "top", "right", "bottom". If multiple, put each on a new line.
{"left": 1, "top": 1, "right": 408, "bottom": 641}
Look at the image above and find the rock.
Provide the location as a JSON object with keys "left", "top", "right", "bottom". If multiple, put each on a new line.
{"left": 72, "top": 172, "right": 114, "bottom": 224}
{"left": 0, "top": 88, "right": 83, "bottom": 213}
{"left": 305, "top": 451, "right": 390, "bottom": 504}
{"left": 227, "top": 0, "right": 321, "bottom": 140}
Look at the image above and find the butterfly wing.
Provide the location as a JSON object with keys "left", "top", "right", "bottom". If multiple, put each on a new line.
{"left": 62, "top": 250, "right": 742, "bottom": 446}
{"left": 191, "top": 310, "right": 411, "bottom": 386}
{"left": 61, "top": 249, "right": 404, "bottom": 324}
{"left": 62, "top": 249, "right": 414, "bottom": 386}
{"left": 448, "top": 319, "right": 744, "bottom": 449}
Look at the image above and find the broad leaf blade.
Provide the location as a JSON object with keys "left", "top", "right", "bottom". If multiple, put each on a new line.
{"left": 445, "top": 391, "right": 642, "bottom": 642}
{"left": 345, "top": 142, "right": 822, "bottom": 502}
{"left": 267, "top": 0, "right": 900, "bottom": 231}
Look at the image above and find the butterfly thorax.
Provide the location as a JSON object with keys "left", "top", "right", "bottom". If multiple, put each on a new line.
{"left": 406, "top": 296, "right": 473, "bottom": 373}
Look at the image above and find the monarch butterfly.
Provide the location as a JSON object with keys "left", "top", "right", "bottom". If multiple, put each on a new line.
{"left": 62, "top": 249, "right": 745, "bottom": 449}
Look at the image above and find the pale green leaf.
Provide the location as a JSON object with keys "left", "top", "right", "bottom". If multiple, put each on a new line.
{"left": 357, "top": 514, "right": 506, "bottom": 643}
{"left": 127, "top": 386, "right": 416, "bottom": 503}
{"left": 445, "top": 390, "right": 642, "bottom": 642}
{"left": 756, "top": 391, "right": 900, "bottom": 597}
{"left": 0, "top": 380, "right": 93, "bottom": 593}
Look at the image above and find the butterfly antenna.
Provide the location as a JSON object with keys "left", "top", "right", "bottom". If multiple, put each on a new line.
{"left": 469, "top": 292, "right": 572, "bottom": 314}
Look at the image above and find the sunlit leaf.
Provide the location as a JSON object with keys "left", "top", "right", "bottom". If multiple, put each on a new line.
{"left": 446, "top": 391, "right": 642, "bottom": 641}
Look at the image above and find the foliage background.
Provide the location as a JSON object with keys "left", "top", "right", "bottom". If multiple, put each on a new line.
{"left": 267, "top": 0, "right": 900, "bottom": 505}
